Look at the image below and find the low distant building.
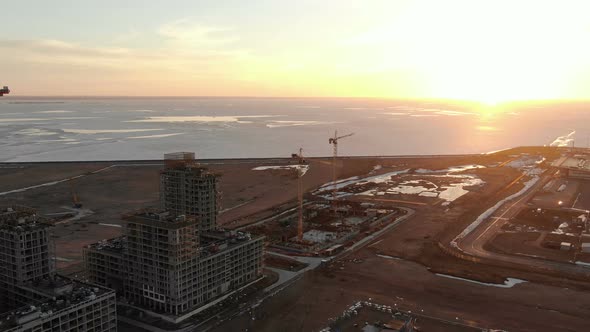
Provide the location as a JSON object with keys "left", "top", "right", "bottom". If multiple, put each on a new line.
{"left": 0, "top": 205, "right": 117, "bottom": 332}
{"left": 552, "top": 155, "right": 590, "bottom": 179}
{"left": 0, "top": 276, "right": 117, "bottom": 332}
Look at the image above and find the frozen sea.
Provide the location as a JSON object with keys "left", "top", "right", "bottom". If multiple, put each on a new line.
{"left": 0, "top": 97, "right": 587, "bottom": 162}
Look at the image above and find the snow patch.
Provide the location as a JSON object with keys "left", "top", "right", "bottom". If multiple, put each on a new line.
{"left": 452, "top": 176, "right": 540, "bottom": 246}
{"left": 376, "top": 254, "right": 402, "bottom": 260}
{"left": 99, "top": 223, "right": 122, "bottom": 228}
{"left": 435, "top": 274, "right": 527, "bottom": 288}
{"left": 415, "top": 164, "right": 485, "bottom": 173}
{"left": 253, "top": 164, "right": 309, "bottom": 176}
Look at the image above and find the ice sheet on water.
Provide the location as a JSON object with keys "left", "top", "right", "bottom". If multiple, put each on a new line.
{"left": 63, "top": 128, "right": 164, "bottom": 134}
{"left": 127, "top": 115, "right": 279, "bottom": 123}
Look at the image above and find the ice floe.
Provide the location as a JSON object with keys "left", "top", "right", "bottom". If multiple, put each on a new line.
{"left": 266, "top": 120, "right": 335, "bottom": 128}
{"left": 127, "top": 133, "right": 184, "bottom": 140}
{"left": 63, "top": 128, "right": 164, "bottom": 134}
{"left": 127, "top": 115, "right": 278, "bottom": 123}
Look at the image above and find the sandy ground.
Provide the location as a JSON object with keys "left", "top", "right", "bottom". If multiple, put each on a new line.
{"left": 3, "top": 147, "right": 587, "bottom": 331}
{"left": 213, "top": 253, "right": 590, "bottom": 332}
{"left": 0, "top": 154, "right": 510, "bottom": 269}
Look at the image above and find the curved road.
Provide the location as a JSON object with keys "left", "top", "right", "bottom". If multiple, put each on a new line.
{"left": 457, "top": 170, "right": 590, "bottom": 279}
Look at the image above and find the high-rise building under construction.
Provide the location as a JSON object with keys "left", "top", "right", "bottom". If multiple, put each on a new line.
{"left": 160, "top": 152, "right": 218, "bottom": 232}
{"left": 84, "top": 153, "right": 264, "bottom": 320}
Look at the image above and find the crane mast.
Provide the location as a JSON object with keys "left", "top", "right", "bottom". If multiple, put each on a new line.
{"left": 292, "top": 148, "right": 306, "bottom": 242}
{"left": 328, "top": 130, "right": 354, "bottom": 210}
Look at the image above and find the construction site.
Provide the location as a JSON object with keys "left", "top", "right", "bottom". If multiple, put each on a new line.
{"left": 483, "top": 152, "right": 590, "bottom": 267}
{"left": 3, "top": 142, "right": 590, "bottom": 331}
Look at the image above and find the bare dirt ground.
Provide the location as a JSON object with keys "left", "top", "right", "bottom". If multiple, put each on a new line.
{"left": 485, "top": 179, "right": 590, "bottom": 266}
{"left": 213, "top": 252, "right": 590, "bottom": 332}
{"left": 4, "top": 147, "right": 587, "bottom": 331}
{"left": 0, "top": 154, "right": 508, "bottom": 270}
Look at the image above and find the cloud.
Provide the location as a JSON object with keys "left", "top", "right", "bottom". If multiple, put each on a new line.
{"left": 0, "top": 34, "right": 248, "bottom": 76}
{"left": 0, "top": 18, "right": 243, "bottom": 73}
{"left": 157, "top": 19, "right": 237, "bottom": 47}
{"left": 0, "top": 19, "right": 262, "bottom": 95}
{"left": 0, "top": 39, "right": 131, "bottom": 58}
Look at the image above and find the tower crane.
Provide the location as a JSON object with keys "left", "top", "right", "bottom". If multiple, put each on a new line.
{"left": 328, "top": 130, "right": 354, "bottom": 205}
{"left": 292, "top": 148, "right": 306, "bottom": 241}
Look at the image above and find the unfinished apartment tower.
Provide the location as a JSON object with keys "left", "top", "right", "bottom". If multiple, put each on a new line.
{"left": 85, "top": 152, "right": 264, "bottom": 321}
{"left": 85, "top": 210, "right": 264, "bottom": 317}
{"left": 123, "top": 211, "right": 200, "bottom": 314}
{"left": 0, "top": 206, "right": 117, "bottom": 332}
{"left": 0, "top": 206, "right": 52, "bottom": 309}
{"left": 160, "top": 152, "right": 219, "bottom": 232}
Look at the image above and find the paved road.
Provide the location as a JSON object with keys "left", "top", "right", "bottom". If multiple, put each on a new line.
{"left": 457, "top": 171, "right": 590, "bottom": 278}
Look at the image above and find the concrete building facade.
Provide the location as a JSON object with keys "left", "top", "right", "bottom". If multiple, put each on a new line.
{"left": 85, "top": 221, "right": 263, "bottom": 316}
{"left": 0, "top": 206, "right": 53, "bottom": 309}
{"left": 84, "top": 153, "right": 264, "bottom": 319}
{"left": 160, "top": 152, "right": 219, "bottom": 232}
{"left": 0, "top": 206, "right": 117, "bottom": 332}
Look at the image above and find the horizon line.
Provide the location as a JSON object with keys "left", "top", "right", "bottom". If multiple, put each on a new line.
{"left": 3, "top": 95, "right": 590, "bottom": 104}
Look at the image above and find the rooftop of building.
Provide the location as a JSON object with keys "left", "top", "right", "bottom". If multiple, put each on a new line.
{"left": 86, "top": 236, "right": 126, "bottom": 255}
{"left": 87, "top": 230, "right": 262, "bottom": 257}
{"left": 0, "top": 276, "right": 113, "bottom": 331}
{"left": 0, "top": 206, "right": 50, "bottom": 232}
{"left": 161, "top": 151, "right": 219, "bottom": 176}
{"left": 122, "top": 209, "right": 198, "bottom": 226}
{"left": 199, "top": 230, "right": 264, "bottom": 257}
{"left": 553, "top": 154, "right": 590, "bottom": 172}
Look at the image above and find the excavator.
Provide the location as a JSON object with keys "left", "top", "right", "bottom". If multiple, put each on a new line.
{"left": 0, "top": 86, "right": 10, "bottom": 96}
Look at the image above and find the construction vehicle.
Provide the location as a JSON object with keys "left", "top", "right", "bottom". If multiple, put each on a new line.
{"left": 0, "top": 86, "right": 9, "bottom": 96}
{"left": 70, "top": 181, "right": 82, "bottom": 208}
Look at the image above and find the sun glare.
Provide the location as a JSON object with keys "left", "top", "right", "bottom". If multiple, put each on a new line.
{"left": 367, "top": 0, "right": 590, "bottom": 103}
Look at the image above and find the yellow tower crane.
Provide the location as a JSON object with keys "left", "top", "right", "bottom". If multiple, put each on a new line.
{"left": 292, "top": 148, "right": 306, "bottom": 241}
{"left": 328, "top": 130, "right": 354, "bottom": 207}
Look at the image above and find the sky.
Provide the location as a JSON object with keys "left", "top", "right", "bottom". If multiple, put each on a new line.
{"left": 1, "top": 0, "right": 590, "bottom": 102}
